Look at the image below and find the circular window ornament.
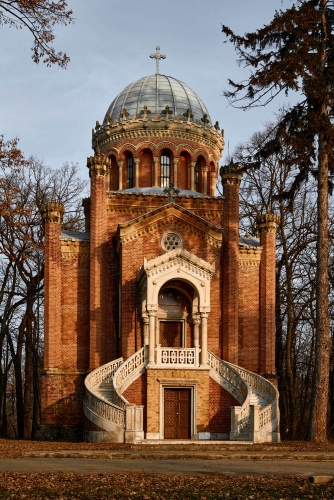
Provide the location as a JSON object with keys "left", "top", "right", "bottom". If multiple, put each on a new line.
{"left": 162, "top": 233, "right": 182, "bottom": 252}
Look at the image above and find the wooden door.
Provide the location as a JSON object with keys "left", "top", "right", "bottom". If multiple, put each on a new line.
{"left": 160, "top": 321, "right": 182, "bottom": 347}
{"left": 164, "top": 388, "right": 191, "bottom": 439}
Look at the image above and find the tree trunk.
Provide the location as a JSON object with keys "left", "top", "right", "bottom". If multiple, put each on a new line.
{"left": 307, "top": 0, "right": 330, "bottom": 442}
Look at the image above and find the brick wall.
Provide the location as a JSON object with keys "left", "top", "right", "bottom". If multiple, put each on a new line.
{"left": 221, "top": 182, "right": 240, "bottom": 364}
{"left": 208, "top": 377, "right": 240, "bottom": 434}
{"left": 123, "top": 373, "right": 147, "bottom": 432}
{"left": 44, "top": 223, "right": 62, "bottom": 369}
{"left": 259, "top": 231, "right": 276, "bottom": 374}
{"left": 140, "top": 150, "right": 153, "bottom": 187}
{"left": 238, "top": 263, "right": 260, "bottom": 372}
{"left": 61, "top": 255, "right": 90, "bottom": 369}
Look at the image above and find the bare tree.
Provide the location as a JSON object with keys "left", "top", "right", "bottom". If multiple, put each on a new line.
{"left": 0, "top": 157, "right": 87, "bottom": 437}
{"left": 0, "top": 0, "right": 73, "bottom": 67}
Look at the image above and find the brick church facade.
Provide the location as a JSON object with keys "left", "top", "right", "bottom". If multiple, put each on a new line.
{"left": 41, "top": 50, "right": 280, "bottom": 442}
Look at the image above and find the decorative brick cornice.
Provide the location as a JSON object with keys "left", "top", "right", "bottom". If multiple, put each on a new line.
{"left": 220, "top": 164, "right": 243, "bottom": 186}
{"left": 60, "top": 240, "right": 90, "bottom": 259}
{"left": 94, "top": 118, "right": 224, "bottom": 161}
{"left": 117, "top": 205, "right": 223, "bottom": 249}
{"left": 256, "top": 213, "right": 280, "bottom": 234}
{"left": 239, "top": 246, "right": 262, "bottom": 266}
{"left": 87, "top": 153, "right": 110, "bottom": 178}
{"left": 41, "top": 197, "right": 64, "bottom": 224}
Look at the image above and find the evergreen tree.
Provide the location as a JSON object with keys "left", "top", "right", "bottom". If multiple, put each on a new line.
{"left": 222, "top": 0, "right": 334, "bottom": 441}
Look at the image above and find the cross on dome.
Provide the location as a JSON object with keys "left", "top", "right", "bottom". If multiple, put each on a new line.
{"left": 150, "top": 45, "right": 166, "bottom": 75}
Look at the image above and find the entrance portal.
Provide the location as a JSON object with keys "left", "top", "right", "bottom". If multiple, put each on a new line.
{"left": 160, "top": 321, "right": 182, "bottom": 347}
{"left": 164, "top": 388, "right": 191, "bottom": 439}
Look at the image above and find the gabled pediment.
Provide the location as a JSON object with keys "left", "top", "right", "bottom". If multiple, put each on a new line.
{"left": 141, "top": 248, "right": 215, "bottom": 280}
{"left": 117, "top": 202, "right": 223, "bottom": 249}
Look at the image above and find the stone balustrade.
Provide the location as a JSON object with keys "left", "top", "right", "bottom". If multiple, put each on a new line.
{"left": 207, "top": 350, "right": 251, "bottom": 438}
{"left": 84, "top": 357, "right": 125, "bottom": 434}
{"left": 221, "top": 358, "right": 279, "bottom": 441}
{"left": 156, "top": 346, "right": 200, "bottom": 367}
{"left": 113, "top": 347, "right": 146, "bottom": 398}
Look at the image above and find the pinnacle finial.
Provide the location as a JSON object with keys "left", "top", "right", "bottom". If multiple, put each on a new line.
{"left": 150, "top": 45, "right": 166, "bottom": 75}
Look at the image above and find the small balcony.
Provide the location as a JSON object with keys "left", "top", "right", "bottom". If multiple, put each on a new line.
{"left": 155, "top": 346, "right": 201, "bottom": 368}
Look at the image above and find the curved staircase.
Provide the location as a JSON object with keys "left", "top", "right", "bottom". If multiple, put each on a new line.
{"left": 84, "top": 348, "right": 279, "bottom": 443}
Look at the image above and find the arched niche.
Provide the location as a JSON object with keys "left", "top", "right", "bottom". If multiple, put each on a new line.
{"left": 178, "top": 151, "right": 191, "bottom": 190}
{"left": 140, "top": 148, "right": 154, "bottom": 188}
{"left": 108, "top": 154, "right": 118, "bottom": 191}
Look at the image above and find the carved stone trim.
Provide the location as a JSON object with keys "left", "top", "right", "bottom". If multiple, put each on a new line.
{"left": 42, "top": 368, "right": 86, "bottom": 376}
{"left": 87, "top": 153, "right": 110, "bottom": 178}
{"left": 257, "top": 213, "right": 280, "bottom": 234}
{"left": 41, "top": 198, "right": 64, "bottom": 224}
{"left": 142, "top": 247, "right": 215, "bottom": 279}
{"left": 157, "top": 378, "right": 199, "bottom": 385}
{"left": 220, "top": 164, "right": 243, "bottom": 186}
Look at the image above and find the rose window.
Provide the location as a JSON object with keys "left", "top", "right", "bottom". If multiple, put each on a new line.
{"left": 162, "top": 233, "right": 182, "bottom": 251}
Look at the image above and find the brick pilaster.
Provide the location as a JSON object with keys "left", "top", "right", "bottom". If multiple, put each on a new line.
{"left": 87, "top": 153, "right": 110, "bottom": 370}
{"left": 220, "top": 164, "right": 243, "bottom": 363}
{"left": 41, "top": 198, "right": 64, "bottom": 369}
{"left": 257, "top": 212, "right": 280, "bottom": 375}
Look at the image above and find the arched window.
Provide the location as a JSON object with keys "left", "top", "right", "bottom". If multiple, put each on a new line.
{"left": 160, "top": 153, "right": 170, "bottom": 188}
{"left": 126, "top": 153, "right": 134, "bottom": 188}
{"left": 194, "top": 161, "right": 199, "bottom": 192}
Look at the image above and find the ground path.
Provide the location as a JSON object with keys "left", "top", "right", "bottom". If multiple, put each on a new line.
{"left": 0, "top": 457, "right": 334, "bottom": 477}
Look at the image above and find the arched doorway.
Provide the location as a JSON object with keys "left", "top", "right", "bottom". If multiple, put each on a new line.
{"left": 157, "top": 285, "right": 191, "bottom": 348}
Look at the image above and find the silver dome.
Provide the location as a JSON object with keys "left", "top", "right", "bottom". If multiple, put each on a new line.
{"left": 103, "top": 74, "right": 211, "bottom": 125}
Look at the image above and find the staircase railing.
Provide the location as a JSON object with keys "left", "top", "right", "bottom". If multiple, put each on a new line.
{"left": 207, "top": 351, "right": 251, "bottom": 436}
{"left": 113, "top": 347, "right": 146, "bottom": 405}
{"left": 225, "top": 361, "right": 279, "bottom": 440}
{"left": 84, "top": 357, "right": 125, "bottom": 432}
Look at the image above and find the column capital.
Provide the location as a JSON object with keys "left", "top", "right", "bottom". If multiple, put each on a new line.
{"left": 190, "top": 161, "right": 196, "bottom": 168}
{"left": 220, "top": 163, "right": 243, "bottom": 186}
{"left": 147, "top": 307, "right": 158, "bottom": 316}
{"left": 133, "top": 158, "right": 140, "bottom": 166}
{"left": 41, "top": 197, "right": 64, "bottom": 224}
{"left": 87, "top": 154, "right": 110, "bottom": 178}
{"left": 173, "top": 157, "right": 179, "bottom": 165}
{"left": 257, "top": 212, "right": 280, "bottom": 234}
{"left": 192, "top": 316, "right": 201, "bottom": 326}
{"left": 202, "top": 165, "right": 209, "bottom": 172}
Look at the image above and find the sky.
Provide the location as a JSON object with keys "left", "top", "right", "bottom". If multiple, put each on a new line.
{"left": 0, "top": 0, "right": 293, "bottom": 181}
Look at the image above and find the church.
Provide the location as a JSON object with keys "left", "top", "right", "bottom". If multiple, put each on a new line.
{"left": 40, "top": 47, "right": 280, "bottom": 443}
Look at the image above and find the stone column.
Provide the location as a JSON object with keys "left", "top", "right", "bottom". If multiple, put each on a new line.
{"left": 210, "top": 171, "right": 216, "bottom": 197}
{"left": 220, "top": 163, "right": 243, "bottom": 364}
{"left": 153, "top": 157, "right": 159, "bottom": 186}
{"left": 134, "top": 158, "right": 139, "bottom": 188}
{"left": 200, "top": 312, "right": 208, "bottom": 366}
{"left": 148, "top": 309, "right": 157, "bottom": 365}
{"left": 190, "top": 161, "right": 196, "bottom": 191}
{"left": 193, "top": 315, "right": 200, "bottom": 348}
{"left": 41, "top": 198, "right": 64, "bottom": 369}
{"left": 142, "top": 314, "right": 149, "bottom": 346}
{"left": 87, "top": 152, "right": 110, "bottom": 369}
{"left": 173, "top": 158, "right": 178, "bottom": 187}
{"left": 257, "top": 212, "right": 280, "bottom": 375}
{"left": 203, "top": 166, "right": 208, "bottom": 195}
{"left": 117, "top": 160, "right": 123, "bottom": 190}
